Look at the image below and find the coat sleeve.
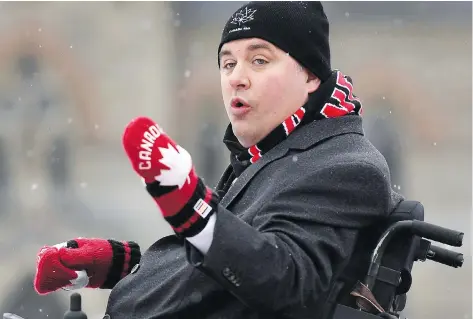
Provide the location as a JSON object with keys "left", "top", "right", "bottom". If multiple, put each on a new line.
{"left": 185, "top": 161, "right": 394, "bottom": 317}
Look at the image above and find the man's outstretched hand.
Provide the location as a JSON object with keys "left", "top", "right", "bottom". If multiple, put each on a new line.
{"left": 34, "top": 238, "right": 140, "bottom": 295}
{"left": 122, "top": 117, "right": 218, "bottom": 238}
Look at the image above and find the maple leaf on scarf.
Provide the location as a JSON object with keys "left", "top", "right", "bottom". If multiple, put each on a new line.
{"left": 155, "top": 143, "right": 192, "bottom": 189}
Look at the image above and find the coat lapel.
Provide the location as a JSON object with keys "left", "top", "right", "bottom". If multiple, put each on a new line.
{"left": 220, "top": 142, "right": 290, "bottom": 208}
{"left": 219, "top": 116, "right": 364, "bottom": 208}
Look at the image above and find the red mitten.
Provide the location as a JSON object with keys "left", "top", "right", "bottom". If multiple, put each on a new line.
{"left": 34, "top": 238, "right": 141, "bottom": 295}
{"left": 122, "top": 117, "right": 218, "bottom": 237}
{"left": 34, "top": 243, "right": 86, "bottom": 295}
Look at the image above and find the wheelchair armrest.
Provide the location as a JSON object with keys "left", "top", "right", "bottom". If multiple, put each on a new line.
{"left": 364, "top": 220, "right": 464, "bottom": 290}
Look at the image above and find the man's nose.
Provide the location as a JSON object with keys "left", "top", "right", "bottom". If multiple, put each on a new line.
{"left": 229, "top": 65, "right": 250, "bottom": 90}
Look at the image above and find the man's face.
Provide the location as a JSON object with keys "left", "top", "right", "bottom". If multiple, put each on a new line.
{"left": 219, "top": 38, "right": 320, "bottom": 148}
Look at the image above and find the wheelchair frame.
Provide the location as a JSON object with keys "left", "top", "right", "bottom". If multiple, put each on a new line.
{"left": 332, "top": 201, "right": 464, "bottom": 319}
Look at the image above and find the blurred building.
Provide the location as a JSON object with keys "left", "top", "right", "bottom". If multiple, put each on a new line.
{"left": 0, "top": 2, "right": 469, "bottom": 319}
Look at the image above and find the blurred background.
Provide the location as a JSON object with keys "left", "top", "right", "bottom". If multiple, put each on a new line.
{"left": 0, "top": 1, "right": 470, "bottom": 319}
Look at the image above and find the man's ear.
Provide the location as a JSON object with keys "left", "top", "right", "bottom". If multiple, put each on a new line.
{"left": 306, "top": 72, "right": 321, "bottom": 93}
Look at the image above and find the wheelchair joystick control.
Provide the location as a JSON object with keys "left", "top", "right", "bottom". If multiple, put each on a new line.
{"left": 64, "top": 293, "right": 87, "bottom": 319}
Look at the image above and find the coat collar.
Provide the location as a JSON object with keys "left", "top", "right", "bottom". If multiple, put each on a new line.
{"left": 219, "top": 115, "right": 365, "bottom": 208}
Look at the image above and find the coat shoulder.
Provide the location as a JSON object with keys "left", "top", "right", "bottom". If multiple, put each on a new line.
{"left": 286, "top": 132, "right": 392, "bottom": 182}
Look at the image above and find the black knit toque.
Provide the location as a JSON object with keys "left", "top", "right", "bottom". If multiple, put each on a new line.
{"left": 218, "top": 1, "right": 331, "bottom": 81}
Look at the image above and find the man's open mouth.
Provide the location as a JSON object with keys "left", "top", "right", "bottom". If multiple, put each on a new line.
{"left": 231, "top": 97, "right": 250, "bottom": 108}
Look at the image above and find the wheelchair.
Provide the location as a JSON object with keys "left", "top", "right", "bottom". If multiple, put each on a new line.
{"left": 3, "top": 200, "right": 465, "bottom": 319}
{"left": 329, "top": 199, "right": 465, "bottom": 319}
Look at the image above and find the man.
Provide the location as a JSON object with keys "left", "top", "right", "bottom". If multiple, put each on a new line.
{"left": 33, "top": 2, "right": 402, "bottom": 318}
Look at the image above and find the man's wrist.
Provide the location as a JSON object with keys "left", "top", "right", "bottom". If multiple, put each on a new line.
{"left": 100, "top": 240, "right": 141, "bottom": 289}
{"left": 186, "top": 213, "right": 217, "bottom": 254}
{"left": 172, "top": 178, "right": 219, "bottom": 237}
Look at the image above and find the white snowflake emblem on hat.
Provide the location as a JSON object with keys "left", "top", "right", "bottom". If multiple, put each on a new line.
{"left": 230, "top": 7, "right": 257, "bottom": 26}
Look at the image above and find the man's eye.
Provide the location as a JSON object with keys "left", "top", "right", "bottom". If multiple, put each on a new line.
{"left": 253, "top": 59, "right": 268, "bottom": 65}
{"left": 223, "top": 62, "right": 236, "bottom": 69}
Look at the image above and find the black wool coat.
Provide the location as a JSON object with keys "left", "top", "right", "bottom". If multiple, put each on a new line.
{"left": 104, "top": 115, "right": 403, "bottom": 319}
